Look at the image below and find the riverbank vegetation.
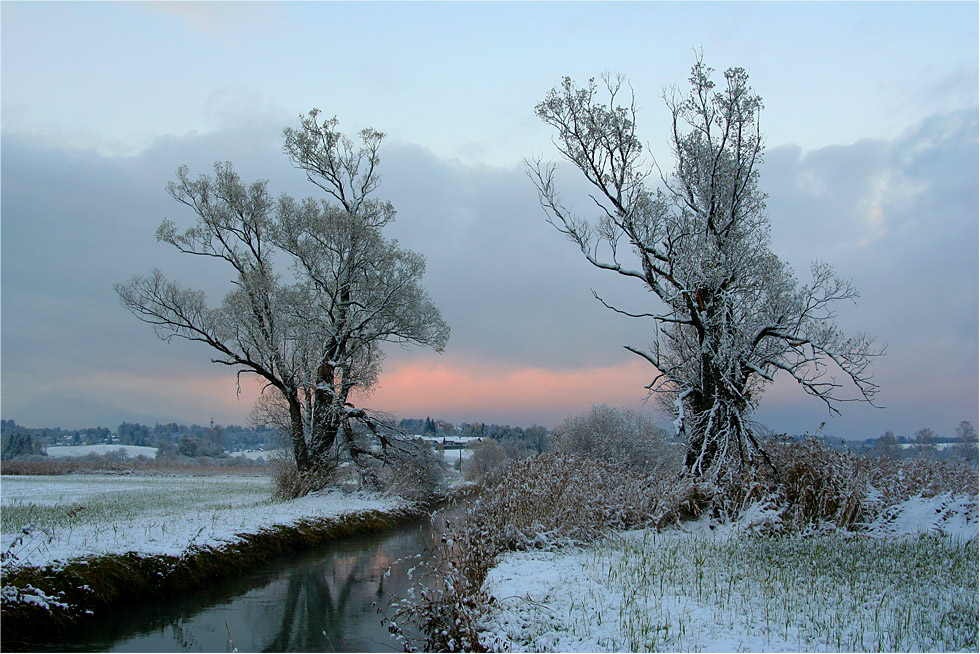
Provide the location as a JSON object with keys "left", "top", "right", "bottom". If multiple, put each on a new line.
{"left": 0, "top": 472, "right": 429, "bottom": 648}
{"left": 388, "top": 433, "right": 978, "bottom": 652}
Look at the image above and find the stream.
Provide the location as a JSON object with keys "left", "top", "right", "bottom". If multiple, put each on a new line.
{"left": 32, "top": 507, "right": 457, "bottom": 652}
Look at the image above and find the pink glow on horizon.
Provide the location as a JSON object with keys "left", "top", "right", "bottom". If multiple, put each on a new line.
{"left": 369, "top": 357, "right": 658, "bottom": 426}
{"left": 99, "top": 359, "right": 658, "bottom": 429}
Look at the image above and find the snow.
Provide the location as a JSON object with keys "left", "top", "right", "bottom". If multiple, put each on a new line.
{"left": 227, "top": 448, "right": 288, "bottom": 461}
{"left": 1, "top": 474, "right": 405, "bottom": 569}
{"left": 478, "top": 494, "right": 979, "bottom": 652}
{"left": 44, "top": 445, "right": 159, "bottom": 459}
{"left": 898, "top": 442, "right": 962, "bottom": 451}
{"left": 862, "top": 491, "right": 979, "bottom": 541}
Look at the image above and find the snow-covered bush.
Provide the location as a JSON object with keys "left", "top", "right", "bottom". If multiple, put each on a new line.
{"left": 271, "top": 453, "right": 339, "bottom": 499}
{"left": 375, "top": 443, "right": 447, "bottom": 505}
{"left": 472, "top": 452, "right": 671, "bottom": 548}
{"left": 461, "top": 439, "right": 507, "bottom": 483}
{"left": 553, "top": 404, "right": 682, "bottom": 478}
{"left": 710, "top": 438, "right": 980, "bottom": 533}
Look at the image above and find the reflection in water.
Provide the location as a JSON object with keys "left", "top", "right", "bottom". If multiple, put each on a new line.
{"left": 35, "top": 510, "right": 450, "bottom": 653}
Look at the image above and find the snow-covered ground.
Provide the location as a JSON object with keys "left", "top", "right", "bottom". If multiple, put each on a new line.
{"left": 437, "top": 446, "right": 474, "bottom": 466}
{"left": 226, "top": 448, "right": 288, "bottom": 461}
{"left": 44, "top": 445, "right": 159, "bottom": 459}
{"left": 479, "top": 493, "right": 979, "bottom": 653}
{"left": 898, "top": 441, "right": 962, "bottom": 451}
{"left": 0, "top": 474, "right": 404, "bottom": 568}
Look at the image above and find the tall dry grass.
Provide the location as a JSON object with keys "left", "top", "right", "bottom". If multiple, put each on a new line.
{"left": 389, "top": 452, "right": 679, "bottom": 651}
{"left": 725, "top": 438, "right": 979, "bottom": 532}
{"left": 390, "top": 439, "right": 978, "bottom": 651}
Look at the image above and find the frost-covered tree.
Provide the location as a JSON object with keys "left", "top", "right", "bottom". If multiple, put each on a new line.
{"left": 116, "top": 112, "right": 449, "bottom": 478}
{"left": 529, "top": 58, "right": 882, "bottom": 482}
{"left": 275, "top": 110, "right": 450, "bottom": 469}
{"left": 461, "top": 439, "right": 508, "bottom": 483}
{"left": 952, "top": 420, "right": 978, "bottom": 465}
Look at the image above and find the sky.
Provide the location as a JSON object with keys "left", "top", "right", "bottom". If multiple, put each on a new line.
{"left": 2, "top": 1, "right": 977, "bottom": 440}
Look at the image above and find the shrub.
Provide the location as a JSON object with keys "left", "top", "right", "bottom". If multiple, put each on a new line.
{"left": 376, "top": 441, "right": 447, "bottom": 505}
{"left": 716, "top": 437, "right": 980, "bottom": 533}
{"left": 389, "top": 452, "right": 675, "bottom": 650}
{"left": 270, "top": 453, "right": 339, "bottom": 500}
{"left": 499, "top": 439, "right": 531, "bottom": 461}
{"left": 461, "top": 439, "right": 507, "bottom": 483}
{"left": 552, "top": 404, "right": 682, "bottom": 477}
{"left": 390, "top": 438, "right": 979, "bottom": 650}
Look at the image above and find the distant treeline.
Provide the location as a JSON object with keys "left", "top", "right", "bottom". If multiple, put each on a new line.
{"left": 2, "top": 417, "right": 974, "bottom": 464}
{"left": 789, "top": 421, "right": 978, "bottom": 465}
{"left": 0, "top": 417, "right": 553, "bottom": 460}
{"left": 0, "top": 419, "right": 278, "bottom": 459}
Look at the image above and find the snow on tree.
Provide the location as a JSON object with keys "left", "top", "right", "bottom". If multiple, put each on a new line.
{"left": 116, "top": 112, "right": 449, "bottom": 480}
{"left": 528, "top": 57, "right": 883, "bottom": 482}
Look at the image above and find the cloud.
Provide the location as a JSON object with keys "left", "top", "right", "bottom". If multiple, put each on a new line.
{"left": 375, "top": 142, "right": 656, "bottom": 371}
{"left": 1, "top": 108, "right": 976, "bottom": 438}
{"left": 758, "top": 109, "right": 978, "bottom": 437}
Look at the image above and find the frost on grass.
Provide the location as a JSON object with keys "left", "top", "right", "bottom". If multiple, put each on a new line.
{"left": 481, "top": 528, "right": 979, "bottom": 653}
{"left": 392, "top": 443, "right": 977, "bottom": 652}
{"left": 0, "top": 474, "right": 404, "bottom": 569}
{"left": 1, "top": 584, "right": 69, "bottom": 612}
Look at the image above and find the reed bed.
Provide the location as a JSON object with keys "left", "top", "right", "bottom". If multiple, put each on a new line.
{"left": 390, "top": 444, "right": 978, "bottom": 652}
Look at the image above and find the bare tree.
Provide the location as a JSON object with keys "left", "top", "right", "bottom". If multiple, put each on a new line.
{"left": 116, "top": 113, "right": 449, "bottom": 481}
{"left": 116, "top": 163, "right": 320, "bottom": 467}
{"left": 529, "top": 57, "right": 883, "bottom": 482}
{"left": 955, "top": 420, "right": 977, "bottom": 442}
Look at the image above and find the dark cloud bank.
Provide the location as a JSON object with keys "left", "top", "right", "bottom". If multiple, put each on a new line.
{"left": 2, "top": 109, "right": 976, "bottom": 438}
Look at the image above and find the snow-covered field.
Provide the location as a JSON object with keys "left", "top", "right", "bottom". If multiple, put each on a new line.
{"left": 0, "top": 474, "right": 403, "bottom": 568}
{"left": 227, "top": 448, "right": 288, "bottom": 461}
{"left": 898, "top": 441, "right": 961, "bottom": 451}
{"left": 480, "top": 494, "right": 979, "bottom": 653}
{"left": 44, "top": 445, "right": 159, "bottom": 459}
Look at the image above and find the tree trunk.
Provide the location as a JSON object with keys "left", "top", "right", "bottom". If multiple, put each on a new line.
{"left": 308, "top": 390, "right": 340, "bottom": 467}
{"left": 287, "top": 391, "right": 312, "bottom": 472}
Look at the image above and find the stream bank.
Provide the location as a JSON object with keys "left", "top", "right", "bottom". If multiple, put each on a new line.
{"left": 1, "top": 502, "right": 430, "bottom": 649}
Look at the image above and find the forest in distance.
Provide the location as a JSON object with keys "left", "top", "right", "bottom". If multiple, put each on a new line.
{"left": 1, "top": 416, "right": 976, "bottom": 465}
{"left": 0, "top": 416, "right": 549, "bottom": 460}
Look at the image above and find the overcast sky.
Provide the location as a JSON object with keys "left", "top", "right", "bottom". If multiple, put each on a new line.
{"left": 2, "top": 2, "right": 977, "bottom": 440}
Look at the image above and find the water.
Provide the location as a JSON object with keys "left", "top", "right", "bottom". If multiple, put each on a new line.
{"left": 34, "top": 510, "right": 454, "bottom": 652}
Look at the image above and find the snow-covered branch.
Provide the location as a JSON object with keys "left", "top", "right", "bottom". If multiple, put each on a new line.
{"left": 532, "top": 59, "right": 883, "bottom": 481}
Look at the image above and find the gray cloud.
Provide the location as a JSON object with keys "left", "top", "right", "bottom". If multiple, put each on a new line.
{"left": 1, "top": 109, "right": 976, "bottom": 438}
{"left": 757, "top": 109, "right": 978, "bottom": 438}
{"left": 378, "top": 143, "right": 653, "bottom": 370}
